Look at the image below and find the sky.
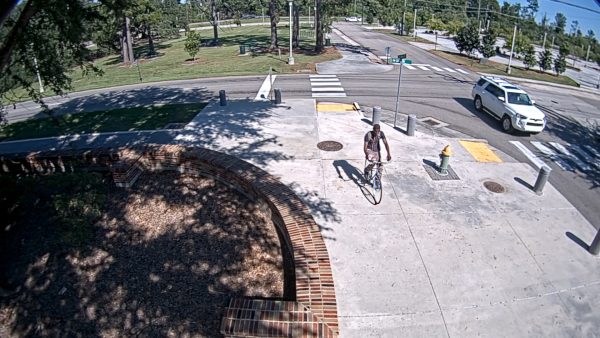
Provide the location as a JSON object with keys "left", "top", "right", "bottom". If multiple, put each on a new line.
{"left": 504, "top": 0, "right": 600, "bottom": 37}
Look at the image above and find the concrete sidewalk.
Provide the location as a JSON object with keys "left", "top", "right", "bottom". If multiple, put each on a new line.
{"left": 180, "top": 99, "right": 600, "bottom": 337}
{"left": 1, "top": 99, "right": 598, "bottom": 337}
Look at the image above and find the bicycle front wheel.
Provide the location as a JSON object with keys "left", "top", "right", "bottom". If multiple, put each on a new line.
{"left": 372, "top": 173, "right": 383, "bottom": 204}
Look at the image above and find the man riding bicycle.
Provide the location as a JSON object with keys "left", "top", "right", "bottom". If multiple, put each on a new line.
{"left": 364, "top": 123, "right": 391, "bottom": 180}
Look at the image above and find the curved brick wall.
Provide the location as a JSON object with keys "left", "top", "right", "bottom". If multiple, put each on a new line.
{"left": 0, "top": 145, "right": 339, "bottom": 337}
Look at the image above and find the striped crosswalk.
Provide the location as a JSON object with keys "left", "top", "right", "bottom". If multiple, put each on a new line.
{"left": 511, "top": 140, "right": 599, "bottom": 173}
{"left": 310, "top": 75, "right": 346, "bottom": 98}
{"left": 377, "top": 59, "right": 470, "bottom": 74}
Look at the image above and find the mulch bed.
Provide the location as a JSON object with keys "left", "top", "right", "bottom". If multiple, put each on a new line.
{"left": 0, "top": 172, "right": 283, "bottom": 337}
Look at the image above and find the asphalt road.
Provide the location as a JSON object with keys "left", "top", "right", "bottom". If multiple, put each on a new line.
{"left": 3, "top": 22, "right": 599, "bottom": 230}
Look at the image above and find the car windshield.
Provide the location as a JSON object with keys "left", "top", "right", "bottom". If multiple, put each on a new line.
{"left": 507, "top": 92, "right": 533, "bottom": 105}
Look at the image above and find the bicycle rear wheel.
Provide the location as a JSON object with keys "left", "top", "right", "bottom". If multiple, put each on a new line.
{"left": 372, "top": 173, "right": 383, "bottom": 204}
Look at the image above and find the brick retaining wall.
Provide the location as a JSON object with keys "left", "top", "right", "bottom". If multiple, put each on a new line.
{"left": 0, "top": 145, "right": 339, "bottom": 337}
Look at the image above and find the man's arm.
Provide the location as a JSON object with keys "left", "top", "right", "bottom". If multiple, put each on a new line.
{"left": 383, "top": 138, "right": 391, "bottom": 161}
{"left": 364, "top": 141, "right": 369, "bottom": 159}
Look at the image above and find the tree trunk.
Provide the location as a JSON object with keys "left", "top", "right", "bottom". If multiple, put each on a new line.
{"left": 121, "top": 16, "right": 134, "bottom": 63}
{"left": 315, "top": 0, "right": 323, "bottom": 53}
{"left": 211, "top": 0, "right": 219, "bottom": 44}
{"left": 147, "top": 24, "right": 155, "bottom": 56}
{"left": 269, "top": 0, "right": 279, "bottom": 50}
{"left": 293, "top": 5, "right": 300, "bottom": 48}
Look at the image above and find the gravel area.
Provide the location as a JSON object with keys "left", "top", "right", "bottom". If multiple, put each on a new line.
{"left": 0, "top": 172, "right": 284, "bottom": 337}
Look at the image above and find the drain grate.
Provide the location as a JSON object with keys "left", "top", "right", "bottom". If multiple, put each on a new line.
{"left": 419, "top": 117, "right": 449, "bottom": 129}
{"left": 317, "top": 141, "right": 343, "bottom": 151}
{"left": 483, "top": 181, "right": 505, "bottom": 193}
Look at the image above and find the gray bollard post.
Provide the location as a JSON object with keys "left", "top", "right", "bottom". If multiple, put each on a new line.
{"left": 589, "top": 228, "right": 600, "bottom": 255}
{"left": 274, "top": 88, "right": 282, "bottom": 104}
{"left": 372, "top": 106, "right": 381, "bottom": 125}
{"left": 219, "top": 90, "right": 227, "bottom": 106}
{"left": 407, "top": 114, "right": 416, "bottom": 136}
{"left": 533, "top": 165, "right": 551, "bottom": 195}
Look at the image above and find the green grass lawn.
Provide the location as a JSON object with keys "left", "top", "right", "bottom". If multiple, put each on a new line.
{"left": 430, "top": 50, "right": 580, "bottom": 87}
{"left": 0, "top": 102, "right": 206, "bottom": 141}
{"left": 66, "top": 25, "right": 338, "bottom": 93}
{"left": 375, "top": 30, "right": 435, "bottom": 44}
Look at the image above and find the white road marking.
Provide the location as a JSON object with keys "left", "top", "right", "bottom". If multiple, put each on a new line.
{"left": 443, "top": 67, "right": 457, "bottom": 73}
{"left": 255, "top": 74, "right": 276, "bottom": 101}
{"left": 417, "top": 65, "right": 430, "bottom": 71}
{"left": 584, "top": 145, "right": 600, "bottom": 159}
{"left": 312, "top": 87, "right": 345, "bottom": 92}
{"left": 510, "top": 141, "right": 545, "bottom": 169}
{"left": 456, "top": 69, "right": 469, "bottom": 74}
{"left": 530, "top": 141, "right": 574, "bottom": 171}
{"left": 569, "top": 144, "right": 599, "bottom": 169}
{"left": 312, "top": 93, "right": 347, "bottom": 97}
{"left": 310, "top": 74, "right": 338, "bottom": 78}
{"left": 310, "top": 78, "right": 340, "bottom": 82}
{"left": 549, "top": 142, "right": 591, "bottom": 172}
{"left": 403, "top": 64, "right": 416, "bottom": 70}
{"left": 310, "top": 82, "right": 342, "bottom": 86}
{"left": 431, "top": 66, "right": 443, "bottom": 71}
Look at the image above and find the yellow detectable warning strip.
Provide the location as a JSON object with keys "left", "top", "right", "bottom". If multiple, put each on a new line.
{"left": 316, "top": 103, "right": 356, "bottom": 112}
{"left": 459, "top": 140, "right": 503, "bottom": 163}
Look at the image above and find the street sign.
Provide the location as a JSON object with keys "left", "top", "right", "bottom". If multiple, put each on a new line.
{"left": 402, "top": 59, "right": 412, "bottom": 64}
{"left": 398, "top": 53, "right": 407, "bottom": 59}
{"left": 384, "top": 47, "right": 391, "bottom": 54}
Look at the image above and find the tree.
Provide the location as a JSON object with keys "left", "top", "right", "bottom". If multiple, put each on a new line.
{"left": 315, "top": 0, "right": 323, "bottom": 52}
{"left": 523, "top": 44, "right": 536, "bottom": 69}
{"left": 426, "top": 17, "right": 445, "bottom": 32}
{"left": 479, "top": 31, "right": 497, "bottom": 59}
{"left": 570, "top": 20, "right": 579, "bottom": 36}
{"left": 184, "top": 31, "right": 201, "bottom": 61}
{"left": 554, "top": 13, "right": 566, "bottom": 35}
{"left": 454, "top": 24, "right": 479, "bottom": 56}
{"left": 269, "top": 0, "right": 279, "bottom": 50}
{"left": 446, "top": 20, "right": 464, "bottom": 36}
{"left": 538, "top": 49, "right": 553, "bottom": 71}
{"left": 554, "top": 44, "right": 568, "bottom": 75}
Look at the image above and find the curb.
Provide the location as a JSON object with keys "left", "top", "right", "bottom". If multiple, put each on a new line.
{"left": 478, "top": 73, "right": 599, "bottom": 94}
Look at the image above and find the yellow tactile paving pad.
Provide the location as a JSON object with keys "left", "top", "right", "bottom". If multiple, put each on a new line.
{"left": 459, "top": 140, "right": 503, "bottom": 163}
{"left": 316, "top": 103, "right": 356, "bottom": 112}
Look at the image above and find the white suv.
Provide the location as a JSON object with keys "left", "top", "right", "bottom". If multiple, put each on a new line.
{"left": 471, "top": 76, "right": 546, "bottom": 134}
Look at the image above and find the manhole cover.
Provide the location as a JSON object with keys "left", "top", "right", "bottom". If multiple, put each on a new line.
{"left": 317, "top": 141, "right": 343, "bottom": 151}
{"left": 483, "top": 181, "right": 505, "bottom": 193}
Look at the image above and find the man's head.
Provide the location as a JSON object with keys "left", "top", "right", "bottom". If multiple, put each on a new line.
{"left": 372, "top": 124, "right": 381, "bottom": 135}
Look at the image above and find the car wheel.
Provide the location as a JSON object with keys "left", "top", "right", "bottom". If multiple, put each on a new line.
{"left": 501, "top": 115, "right": 514, "bottom": 133}
{"left": 474, "top": 96, "right": 483, "bottom": 112}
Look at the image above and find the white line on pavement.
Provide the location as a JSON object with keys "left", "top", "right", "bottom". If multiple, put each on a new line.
{"left": 510, "top": 141, "right": 545, "bottom": 169}
{"left": 417, "top": 65, "right": 430, "bottom": 71}
{"left": 404, "top": 64, "right": 416, "bottom": 70}
{"left": 310, "top": 82, "right": 342, "bottom": 86}
{"left": 584, "top": 145, "right": 600, "bottom": 159}
{"left": 311, "top": 87, "right": 345, "bottom": 92}
{"left": 549, "top": 142, "right": 591, "bottom": 172}
{"left": 530, "top": 141, "right": 574, "bottom": 171}
{"left": 310, "top": 78, "right": 340, "bottom": 82}
{"left": 431, "top": 66, "right": 443, "bottom": 71}
{"left": 456, "top": 69, "right": 469, "bottom": 74}
{"left": 312, "top": 93, "right": 347, "bottom": 97}
{"left": 569, "top": 145, "right": 599, "bottom": 168}
{"left": 255, "top": 74, "right": 276, "bottom": 101}
{"left": 309, "top": 74, "right": 338, "bottom": 78}
{"left": 443, "top": 67, "right": 457, "bottom": 73}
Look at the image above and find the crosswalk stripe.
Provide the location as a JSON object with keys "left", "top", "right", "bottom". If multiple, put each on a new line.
{"left": 417, "top": 65, "right": 430, "bottom": 71}
{"left": 310, "top": 78, "right": 339, "bottom": 82}
{"left": 443, "top": 67, "right": 457, "bottom": 73}
{"left": 404, "top": 64, "right": 416, "bottom": 70}
{"left": 584, "top": 145, "right": 600, "bottom": 159}
{"left": 431, "top": 66, "right": 443, "bottom": 71}
{"left": 549, "top": 142, "right": 592, "bottom": 172}
{"left": 530, "top": 141, "right": 574, "bottom": 171}
{"left": 311, "top": 87, "right": 345, "bottom": 92}
{"left": 509, "top": 141, "right": 545, "bottom": 169}
{"left": 569, "top": 144, "right": 599, "bottom": 169}
{"left": 310, "top": 74, "right": 337, "bottom": 78}
{"left": 312, "top": 93, "right": 347, "bottom": 97}
{"left": 456, "top": 69, "right": 469, "bottom": 74}
{"left": 310, "top": 82, "right": 342, "bottom": 86}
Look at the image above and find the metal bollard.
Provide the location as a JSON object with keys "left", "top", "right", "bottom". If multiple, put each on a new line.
{"left": 438, "top": 145, "right": 451, "bottom": 176}
{"left": 533, "top": 165, "right": 551, "bottom": 195}
{"left": 407, "top": 114, "right": 416, "bottom": 136}
{"left": 274, "top": 88, "right": 282, "bottom": 104}
{"left": 589, "top": 228, "right": 600, "bottom": 255}
{"left": 372, "top": 106, "right": 381, "bottom": 125}
{"left": 219, "top": 90, "right": 227, "bottom": 106}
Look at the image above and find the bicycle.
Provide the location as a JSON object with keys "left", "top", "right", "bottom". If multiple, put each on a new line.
{"left": 364, "top": 159, "right": 383, "bottom": 204}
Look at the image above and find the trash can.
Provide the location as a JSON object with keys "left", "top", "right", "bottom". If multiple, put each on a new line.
{"left": 239, "top": 45, "right": 246, "bottom": 55}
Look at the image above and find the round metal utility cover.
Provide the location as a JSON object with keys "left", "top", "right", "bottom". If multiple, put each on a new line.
{"left": 317, "top": 141, "right": 343, "bottom": 152}
{"left": 483, "top": 181, "right": 505, "bottom": 193}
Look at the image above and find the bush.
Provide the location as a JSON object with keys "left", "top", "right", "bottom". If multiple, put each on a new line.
{"left": 184, "top": 31, "right": 201, "bottom": 61}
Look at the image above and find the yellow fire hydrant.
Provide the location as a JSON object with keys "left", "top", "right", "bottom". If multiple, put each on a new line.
{"left": 439, "top": 145, "right": 451, "bottom": 176}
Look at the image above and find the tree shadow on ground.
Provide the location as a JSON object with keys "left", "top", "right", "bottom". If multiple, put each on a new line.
{"left": 0, "top": 171, "right": 285, "bottom": 337}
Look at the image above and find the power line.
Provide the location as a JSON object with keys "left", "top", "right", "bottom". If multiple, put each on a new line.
{"left": 547, "top": 0, "right": 600, "bottom": 15}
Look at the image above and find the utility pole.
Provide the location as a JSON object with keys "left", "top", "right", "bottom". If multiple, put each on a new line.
{"left": 401, "top": 0, "right": 407, "bottom": 35}
{"left": 507, "top": 24, "right": 517, "bottom": 74}
{"left": 586, "top": 45, "right": 591, "bottom": 62}
{"left": 288, "top": 0, "right": 294, "bottom": 65}
{"left": 33, "top": 55, "right": 44, "bottom": 93}
{"left": 477, "top": 0, "right": 481, "bottom": 32}
{"left": 542, "top": 32, "right": 547, "bottom": 50}
{"left": 413, "top": 8, "right": 417, "bottom": 39}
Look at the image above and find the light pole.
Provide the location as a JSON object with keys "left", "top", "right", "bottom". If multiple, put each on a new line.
{"left": 507, "top": 24, "right": 517, "bottom": 74}
{"left": 288, "top": 0, "right": 294, "bottom": 65}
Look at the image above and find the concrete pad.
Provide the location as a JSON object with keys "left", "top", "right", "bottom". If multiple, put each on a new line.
{"left": 339, "top": 311, "right": 447, "bottom": 338}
